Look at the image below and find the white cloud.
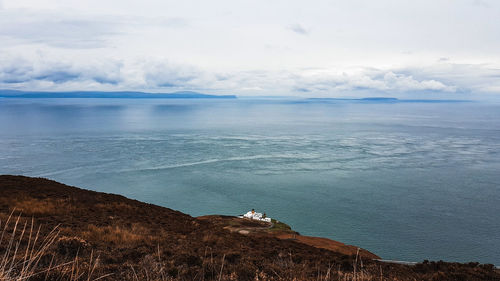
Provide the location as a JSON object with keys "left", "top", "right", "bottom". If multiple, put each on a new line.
{"left": 288, "top": 68, "right": 460, "bottom": 96}
{"left": 382, "top": 72, "right": 455, "bottom": 92}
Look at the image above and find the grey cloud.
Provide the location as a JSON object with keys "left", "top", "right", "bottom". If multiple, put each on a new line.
{"left": 34, "top": 71, "right": 81, "bottom": 83}
{"left": 0, "top": 57, "right": 123, "bottom": 87}
{"left": 288, "top": 24, "right": 309, "bottom": 35}
{"left": 0, "top": 60, "right": 33, "bottom": 84}
{"left": 0, "top": 55, "right": 211, "bottom": 92}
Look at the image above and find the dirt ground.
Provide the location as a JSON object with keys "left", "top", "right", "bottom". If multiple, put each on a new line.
{"left": 197, "top": 215, "right": 379, "bottom": 259}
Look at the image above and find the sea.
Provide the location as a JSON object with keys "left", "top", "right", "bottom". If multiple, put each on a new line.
{"left": 1, "top": 97, "right": 499, "bottom": 265}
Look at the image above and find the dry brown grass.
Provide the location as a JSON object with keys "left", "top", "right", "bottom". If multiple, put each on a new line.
{"left": 0, "top": 197, "right": 72, "bottom": 216}
{"left": 0, "top": 213, "right": 460, "bottom": 281}
{"left": 94, "top": 202, "right": 135, "bottom": 211}
{"left": 81, "top": 224, "right": 152, "bottom": 246}
{"left": 0, "top": 211, "right": 108, "bottom": 281}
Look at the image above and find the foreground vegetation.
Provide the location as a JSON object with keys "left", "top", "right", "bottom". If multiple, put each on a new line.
{"left": 1, "top": 175, "right": 498, "bottom": 280}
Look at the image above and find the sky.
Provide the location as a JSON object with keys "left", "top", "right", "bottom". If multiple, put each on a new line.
{"left": 0, "top": 0, "right": 499, "bottom": 98}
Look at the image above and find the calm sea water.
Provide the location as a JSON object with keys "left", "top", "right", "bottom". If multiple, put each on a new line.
{"left": 1, "top": 98, "right": 499, "bottom": 264}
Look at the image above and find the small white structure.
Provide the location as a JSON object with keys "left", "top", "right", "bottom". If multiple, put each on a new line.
{"left": 239, "top": 210, "right": 271, "bottom": 222}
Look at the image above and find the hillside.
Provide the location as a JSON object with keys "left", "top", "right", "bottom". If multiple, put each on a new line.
{"left": 0, "top": 175, "right": 498, "bottom": 280}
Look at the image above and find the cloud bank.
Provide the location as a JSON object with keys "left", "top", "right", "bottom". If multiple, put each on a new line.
{"left": 2, "top": 53, "right": 499, "bottom": 98}
{"left": 0, "top": 0, "right": 499, "bottom": 98}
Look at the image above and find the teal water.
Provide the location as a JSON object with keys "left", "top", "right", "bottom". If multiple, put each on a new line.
{"left": 1, "top": 98, "right": 499, "bottom": 264}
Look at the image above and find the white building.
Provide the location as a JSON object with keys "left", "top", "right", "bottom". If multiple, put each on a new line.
{"left": 239, "top": 210, "right": 271, "bottom": 222}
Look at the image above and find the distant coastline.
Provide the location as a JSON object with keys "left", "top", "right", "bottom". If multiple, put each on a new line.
{"left": 0, "top": 89, "right": 237, "bottom": 99}
{"left": 306, "top": 97, "right": 470, "bottom": 103}
{"left": 0, "top": 90, "right": 476, "bottom": 103}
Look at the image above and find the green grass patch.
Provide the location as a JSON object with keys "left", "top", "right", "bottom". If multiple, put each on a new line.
{"left": 269, "top": 219, "right": 293, "bottom": 232}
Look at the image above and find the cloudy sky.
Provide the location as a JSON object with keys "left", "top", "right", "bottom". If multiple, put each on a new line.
{"left": 1, "top": 0, "right": 499, "bottom": 98}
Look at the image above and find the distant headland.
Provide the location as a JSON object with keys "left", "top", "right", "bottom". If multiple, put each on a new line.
{"left": 0, "top": 89, "right": 237, "bottom": 99}
{"left": 306, "top": 97, "right": 469, "bottom": 103}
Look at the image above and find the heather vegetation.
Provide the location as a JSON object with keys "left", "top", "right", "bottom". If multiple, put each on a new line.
{"left": 1, "top": 175, "right": 498, "bottom": 281}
